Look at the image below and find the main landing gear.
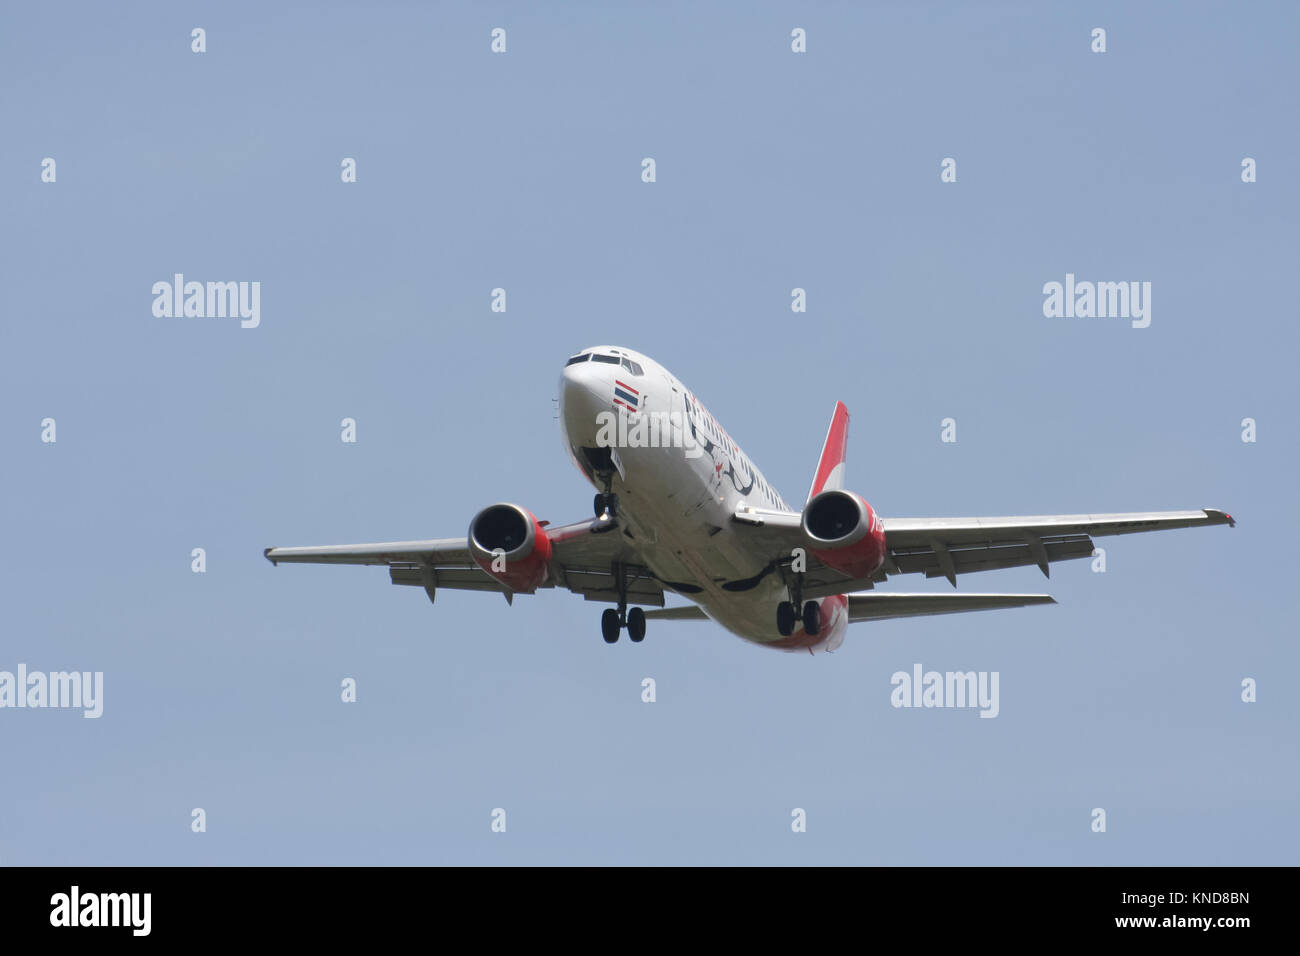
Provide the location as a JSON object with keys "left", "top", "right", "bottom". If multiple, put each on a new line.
{"left": 602, "top": 606, "right": 646, "bottom": 643}
{"left": 600, "top": 560, "right": 645, "bottom": 643}
{"left": 775, "top": 600, "right": 820, "bottom": 637}
{"left": 776, "top": 573, "right": 820, "bottom": 638}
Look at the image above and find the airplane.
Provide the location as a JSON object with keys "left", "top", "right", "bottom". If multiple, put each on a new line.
{"left": 264, "top": 345, "right": 1235, "bottom": 654}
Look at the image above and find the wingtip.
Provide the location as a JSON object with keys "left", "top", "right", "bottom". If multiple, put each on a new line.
{"left": 1206, "top": 508, "right": 1236, "bottom": 528}
{"left": 263, "top": 547, "right": 278, "bottom": 566}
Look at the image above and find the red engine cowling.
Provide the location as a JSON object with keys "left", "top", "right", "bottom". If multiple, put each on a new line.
{"left": 802, "top": 489, "right": 886, "bottom": 579}
{"left": 468, "top": 503, "right": 554, "bottom": 594}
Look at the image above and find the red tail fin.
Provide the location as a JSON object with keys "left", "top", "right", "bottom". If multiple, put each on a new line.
{"left": 807, "top": 401, "right": 850, "bottom": 503}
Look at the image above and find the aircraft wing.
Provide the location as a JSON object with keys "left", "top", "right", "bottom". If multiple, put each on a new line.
{"left": 264, "top": 538, "right": 472, "bottom": 567}
{"left": 880, "top": 508, "right": 1234, "bottom": 585}
{"left": 265, "top": 518, "right": 668, "bottom": 606}
{"left": 732, "top": 506, "right": 1234, "bottom": 595}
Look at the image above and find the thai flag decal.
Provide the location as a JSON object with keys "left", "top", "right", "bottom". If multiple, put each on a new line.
{"left": 613, "top": 380, "right": 640, "bottom": 412}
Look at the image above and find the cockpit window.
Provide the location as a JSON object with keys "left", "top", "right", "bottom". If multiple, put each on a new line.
{"left": 591, "top": 354, "right": 620, "bottom": 364}
{"left": 619, "top": 357, "right": 645, "bottom": 375}
{"left": 629, "top": 360, "right": 644, "bottom": 375}
{"left": 565, "top": 354, "right": 590, "bottom": 366}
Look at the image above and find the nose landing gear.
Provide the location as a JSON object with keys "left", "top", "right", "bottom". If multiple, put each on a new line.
{"left": 591, "top": 477, "right": 619, "bottom": 534}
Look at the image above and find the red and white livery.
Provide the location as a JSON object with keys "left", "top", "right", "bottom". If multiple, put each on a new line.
{"left": 266, "top": 346, "right": 1234, "bottom": 653}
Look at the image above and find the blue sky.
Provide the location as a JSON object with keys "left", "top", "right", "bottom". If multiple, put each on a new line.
{"left": 2, "top": 0, "right": 1296, "bottom": 864}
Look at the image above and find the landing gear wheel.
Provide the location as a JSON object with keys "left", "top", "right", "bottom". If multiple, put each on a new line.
{"left": 601, "top": 608, "right": 621, "bottom": 643}
{"left": 593, "top": 493, "right": 607, "bottom": 518}
{"left": 776, "top": 601, "right": 797, "bottom": 637}
{"left": 802, "top": 600, "right": 821, "bottom": 637}
{"left": 627, "top": 607, "right": 646, "bottom": 642}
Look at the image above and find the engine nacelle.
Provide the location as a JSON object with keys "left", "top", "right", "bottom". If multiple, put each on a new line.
{"left": 801, "top": 489, "right": 887, "bottom": 579}
{"left": 468, "top": 503, "right": 553, "bottom": 594}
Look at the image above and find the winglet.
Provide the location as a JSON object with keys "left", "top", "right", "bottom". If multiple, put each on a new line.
{"left": 807, "top": 401, "right": 850, "bottom": 503}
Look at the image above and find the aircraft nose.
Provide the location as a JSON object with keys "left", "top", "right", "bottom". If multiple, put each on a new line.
{"left": 559, "top": 358, "right": 609, "bottom": 432}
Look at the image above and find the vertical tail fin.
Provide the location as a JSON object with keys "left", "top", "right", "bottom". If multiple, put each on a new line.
{"left": 807, "top": 401, "right": 850, "bottom": 503}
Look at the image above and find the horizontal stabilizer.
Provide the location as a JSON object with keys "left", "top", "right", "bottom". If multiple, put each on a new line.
{"left": 848, "top": 592, "right": 1055, "bottom": 623}
{"left": 643, "top": 606, "right": 710, "bottom": 621}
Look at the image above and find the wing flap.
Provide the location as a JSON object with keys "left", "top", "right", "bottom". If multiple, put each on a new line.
{"left": 889, "top": 536, "right": 1095, "bottom": 579}
{"left": 389, "top": 566, "right": 506, "bottom": 593}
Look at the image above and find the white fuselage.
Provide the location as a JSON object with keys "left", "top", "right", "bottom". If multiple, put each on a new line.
{"left": 559, "top": 346, "right": 848, "bottom": 652}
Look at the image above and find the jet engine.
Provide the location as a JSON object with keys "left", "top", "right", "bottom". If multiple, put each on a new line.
{"left": 801, "top": 489, "right": 887, "bottom": 579}
{"left": 467, "top": 503, "right": 553, "bottom": 593}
